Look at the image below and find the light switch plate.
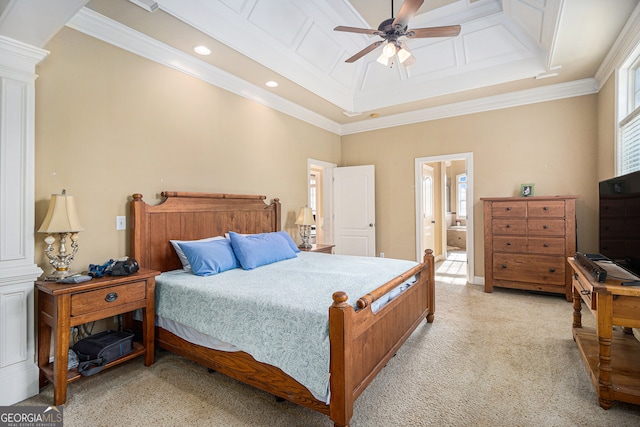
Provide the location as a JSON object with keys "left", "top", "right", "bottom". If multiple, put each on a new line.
{"left": 116, "top": 216, "right": 126, "bottom": 230}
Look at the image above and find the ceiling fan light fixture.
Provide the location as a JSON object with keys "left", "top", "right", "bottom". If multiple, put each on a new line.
{"left": 382, "top": 42, "right": 397, "bottom": 58}
{"left": 376, "top": 53, "right": 390, "bottom": 66}
{"left": 398, "top": 41, "right": 413, "bottom": 64}
{"left": 398, "top": 47, "right": 412, "bottom": 63}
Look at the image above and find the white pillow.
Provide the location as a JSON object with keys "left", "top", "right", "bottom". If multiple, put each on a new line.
{"left": 170, "top": 236, "right": 225, "bottom": 272}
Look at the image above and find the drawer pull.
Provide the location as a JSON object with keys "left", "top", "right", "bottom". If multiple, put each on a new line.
{"left": 506, "top": 207, "right": 511, "bottom": 211}
{"left": 506, "top": 224, "right": 511, "bottom": 228}
{"left": 501, "top": 264, "right": 507, "bottom": 269}
{"left": 105, "top": 292, "right": 118, "bottom": 303}
{"left": 574, "top": 273, "right": 579, "bottom": 279}
{"left": 543, "top": 207, "right": 548, "bottom": 211}
{"left": 580, "top": 289, "right": 591, "bottom": 296}
{"left": 543, "top": 225, "right": 549, "bottom": 229}
{"left": 543, "top": 243, "right": 549, "bottom": 247}
{"left": 549, "top": 268, "right": 556, "bottom": 273}
{"left": 506, "top": 242, "right": 511, "bottom": 246}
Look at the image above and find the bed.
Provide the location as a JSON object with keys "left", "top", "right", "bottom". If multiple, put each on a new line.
{"left": 130, "top": 191, "right": 435, "bottom": 427}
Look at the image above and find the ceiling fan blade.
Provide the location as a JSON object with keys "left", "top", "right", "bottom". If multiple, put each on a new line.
{"left": 345, "top": 41, "right": 384, "bottom": 63}
{"left": 392, "top": 0, "right": 424, "bottom": 30}
{"left": 406, "top": 25, "right": 461, "bottom": 38}
{"left": 334, "top": 26, "right": 381, "bottom": 36}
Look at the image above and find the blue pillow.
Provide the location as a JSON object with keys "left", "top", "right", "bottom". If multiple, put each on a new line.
{"left": 177, "top": 238, "right": 239, "bottom": 276}
{"left": 228, "top": 231, "right": 297, "bottom": 270}
{"left": 276, "top": 231, "right": 301, "bottom": 253}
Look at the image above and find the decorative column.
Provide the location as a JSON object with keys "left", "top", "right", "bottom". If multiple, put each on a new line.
{"left": 0, "top": 35, "right": 48, "bottom": 405}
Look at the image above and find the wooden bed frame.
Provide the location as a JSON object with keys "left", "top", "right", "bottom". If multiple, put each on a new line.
{"left": 130, "top": 191, "right": 435, "bottom": 427}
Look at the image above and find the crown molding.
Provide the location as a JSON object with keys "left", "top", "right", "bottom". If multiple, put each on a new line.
{"left": 67, "top": 7, "right": 599, "bottom": 137}
{"left": 595, "top": 2, "right": 640, "bottom": 87}
{"left": 0, "top": 36, "right": 49, "bottom": 75}
{"left": 340, "top": 78, "right": 599, "bottom": 135}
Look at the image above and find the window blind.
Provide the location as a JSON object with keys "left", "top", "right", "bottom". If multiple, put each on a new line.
{"left": 620, "top": 105, "right": 640, "bottom": 175}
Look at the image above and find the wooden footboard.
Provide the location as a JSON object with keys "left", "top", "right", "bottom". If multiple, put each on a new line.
{"left": 130, "top": 192, "right": 435, "bottom": 427}
{"left": 329, "top": 249, "right": 434, "bottom": 426}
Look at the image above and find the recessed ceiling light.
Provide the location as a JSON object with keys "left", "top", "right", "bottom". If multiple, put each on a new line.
{"left": 193, "top": 45, "right": 211, "bottom": 55}
{"left": 265, "top": 81, "right": 278, "bottom": 88}
{"left": 370, "top": 113, "right": 379, "bottom": 118}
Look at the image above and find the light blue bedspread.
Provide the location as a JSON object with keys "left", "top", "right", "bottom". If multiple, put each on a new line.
{"left": 155, "top": 252, "right": 419, "bottom": 402}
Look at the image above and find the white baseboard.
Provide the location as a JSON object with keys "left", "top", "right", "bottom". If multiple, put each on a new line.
{"left": 0, "top": 361, "right": 39, "bottom": 405}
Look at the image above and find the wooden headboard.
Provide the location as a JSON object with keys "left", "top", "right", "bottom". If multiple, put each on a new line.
{"left": 130, "top": 191, "right": 281, "bottom": 272}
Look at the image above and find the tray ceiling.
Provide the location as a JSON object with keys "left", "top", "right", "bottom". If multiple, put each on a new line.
{"left": 0, "top": 0, "right": 638, "bottom": 134}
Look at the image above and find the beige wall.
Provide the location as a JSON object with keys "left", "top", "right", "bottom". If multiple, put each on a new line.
{"left": 341, "top": 95, "right": 600, "bottom": 278}
{"left": 34, "top": 28, "right": 341, "bottom": 272}
{"left": 597, "top": 74, "right": 617, "bottom": 181}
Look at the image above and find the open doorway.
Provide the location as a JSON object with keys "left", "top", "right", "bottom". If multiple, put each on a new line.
{"left": 415, "top": 153, "right": 474, "bottom": 284}
{"left": 307, "top": 159, "right": 336, "bottom": 245}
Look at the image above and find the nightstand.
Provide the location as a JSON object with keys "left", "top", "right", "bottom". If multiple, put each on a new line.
{"left": 36, "top": 269, "right": 159, "bottom": 405}
{"left": 299, "top": 244, "right": 335, "bottom": 254}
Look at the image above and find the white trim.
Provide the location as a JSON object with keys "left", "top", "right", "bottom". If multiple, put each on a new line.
{"left": 415, "top": 152, "right": 475, "bottom": 285}
{"left": 595, "top": 2, "right": 640, "bottom": 89}
{"left": 342, "top": 78, "right": 598, "bottom": 135}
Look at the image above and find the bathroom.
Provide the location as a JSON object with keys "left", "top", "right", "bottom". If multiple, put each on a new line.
{"left": 445, "top": 161, "right": 467, "bottom": 252}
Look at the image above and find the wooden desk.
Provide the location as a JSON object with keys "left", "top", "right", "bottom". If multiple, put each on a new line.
{"left": 36, "top": 269, "right": 159, "bottom": 405}
{"left": 569, "top": 258, "right": 640, "bottom": 409}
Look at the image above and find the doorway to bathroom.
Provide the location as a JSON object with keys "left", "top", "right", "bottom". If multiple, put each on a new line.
{"left": 415, "top": 153, "right": 474, "bottom": 284}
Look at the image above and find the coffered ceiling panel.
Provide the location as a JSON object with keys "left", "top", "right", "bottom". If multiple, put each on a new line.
{"left": 464, "top": 24, "right": 528, "bottom": 64}
{"left": 247, "top": 1, "right": 308, "bottom": 48}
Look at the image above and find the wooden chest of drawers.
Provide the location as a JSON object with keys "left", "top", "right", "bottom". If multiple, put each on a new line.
{"left": 482, "top": 196, "right": 578, "bottom": 300}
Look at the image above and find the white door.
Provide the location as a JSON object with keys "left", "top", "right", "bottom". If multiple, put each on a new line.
{"left": 333, "top": 165, "right": 376, "bottom": 256}
{"left": 421, "top": 165, "right": 435, "bottom": 255}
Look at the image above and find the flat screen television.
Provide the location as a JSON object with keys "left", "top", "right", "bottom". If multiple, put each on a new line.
{"left": 599, "top": 170, "right": 640, "bottom": 278}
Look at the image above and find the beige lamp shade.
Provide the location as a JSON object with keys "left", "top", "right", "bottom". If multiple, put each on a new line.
{"left": 38, "top": 192, "right": 83, "bottom": 233}
{"left": 295, "top": 207, "right": 315, "bottom": 226}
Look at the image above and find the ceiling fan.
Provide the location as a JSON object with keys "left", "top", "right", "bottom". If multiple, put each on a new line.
{"left": 334, "top": 0, "right": 461, "bottom": 66}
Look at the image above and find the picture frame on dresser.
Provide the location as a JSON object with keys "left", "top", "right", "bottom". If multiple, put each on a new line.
{"left": 520, "top": 184, "right": 535, "bottom": 197}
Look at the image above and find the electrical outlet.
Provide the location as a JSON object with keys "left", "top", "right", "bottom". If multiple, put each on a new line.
{"left": 379, "top": 252, "right": 385, "bottom": 258}
{"left": 116, "top": 216, "right": 126, "bottom": 230}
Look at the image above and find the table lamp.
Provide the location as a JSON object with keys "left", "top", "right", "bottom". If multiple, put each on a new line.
{"left": 38, "top": 189, "right": 83, "bottom": 281}
{"left": 295, "top": 206, "right": 315, "bottom": 249}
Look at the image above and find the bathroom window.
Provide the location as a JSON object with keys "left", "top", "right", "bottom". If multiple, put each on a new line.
{"left": 457, "top": 173, "right": 467, "bottom": 218}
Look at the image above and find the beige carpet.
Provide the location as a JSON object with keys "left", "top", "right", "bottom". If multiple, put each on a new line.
{"left": 17, "top": 260, "right": 640, "bottom": 426}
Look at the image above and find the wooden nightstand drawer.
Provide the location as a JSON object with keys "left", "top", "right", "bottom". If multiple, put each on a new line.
{"left": 527, "top": 200, "right": 565, "bottom": 217}
{"left": 493, "top": 253, "right": 565, "bottom": 285}
{"left": 71, "top": 281, "right": 146, "bottom": 316}
{"left": 527, "top": 237, "right": 565, "bottom": 254}
{"left": 493, "top": 236, "right": 527, "bottom": 252}
{"left": 572, "top": 271, "right": 595, "bottom": 310}
{"left": 492, "top": 218, "right": 526, "bottom": 235}
{"left": 491, "top": 201, "right": 526, "bottom": 217}
{"left": 527, "top": 219, "right": 565, "bottom": 236}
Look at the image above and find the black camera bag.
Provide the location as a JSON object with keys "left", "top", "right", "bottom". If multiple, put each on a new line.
{"left": 72, "top": 330, "right": 134, "bottom": 376}
{"left": 111, "top": 258, "right": 139, "bottom": 276}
